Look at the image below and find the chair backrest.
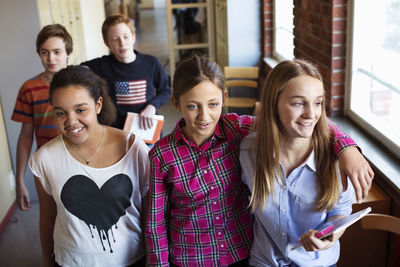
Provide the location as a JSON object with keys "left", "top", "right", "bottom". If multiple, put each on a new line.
{"left": 223, "top": 66, "right": 259, "bottom": 109}
{"left": 361, "top": 213, "right": 400, "bottom": 235}
{"left": 224, "top": 66, "right": 259, "bottom": 80}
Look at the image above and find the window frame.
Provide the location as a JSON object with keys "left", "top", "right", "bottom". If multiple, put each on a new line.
{"left": 345, "top": 0, "right": 400, "bottom": 158}
{"left": 272, "top": 0, "right": 294, "bottom": 61}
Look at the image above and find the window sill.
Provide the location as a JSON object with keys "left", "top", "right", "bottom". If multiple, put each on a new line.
{"left": 332, "top": 115, "right": 400, "bottom": 193}
{"left": 263, "top": 56, "right": 280, "bottom": 69}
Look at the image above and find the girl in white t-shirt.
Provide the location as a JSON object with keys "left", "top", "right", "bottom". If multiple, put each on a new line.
{"left": 29, "top": 65, "right": 149, "bottom": 267}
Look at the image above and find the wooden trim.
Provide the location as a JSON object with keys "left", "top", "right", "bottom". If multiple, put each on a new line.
{"left": 0, "top": 201, "right": 17, "bottom": 236}
{"left": 224, "top": 66, "right": 259, "bottom": 79}
{"left": 225, "top": 80, "right": 258, "bottom": 88}
{"left": 174, "top": 43, "right": 210, "bottom": 50}
{"left": 167, "top": 0, "right": 215, "bottom": 80}
{"left": 170, "top": 3, "right": 208, "bottom": 9}
{"left": 361, "top": 213, "right": 400, "bottom": 235}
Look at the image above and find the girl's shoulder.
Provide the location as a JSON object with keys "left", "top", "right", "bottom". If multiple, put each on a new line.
{"left": 30, "top": 136, "right": 64, "bottom": 173}
{"left": 240, "top": 131, "right": 257, "bottom": 149}
{"left": 221, "top": 113, "right": 254, "bottom": 126}
{"left": 149, "top": 133, "right": 174, "bottom": 153}
{"left": 105, "top": 126, "right": 147, "bottom": 152}
{"left": 102, "top": 127, "right": 149, "bottom": 165}
{"left": 220, "top": 113, "right": 255, "bottom": 138}
{"left": 34, "top": 135, "right": 64, "bottom": 157}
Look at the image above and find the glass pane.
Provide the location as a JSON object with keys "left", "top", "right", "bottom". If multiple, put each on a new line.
{"left": 350, "top": 0, "right": 400, "bottom": 150}
{"left": 274, "top": 0, "right": 294, "bottom": 59}
{"left": 174, "top": 48, "right": 208, "bottom": 67}
{"left": 172, "top": 0, "right": 205, "bottom": 3}
{"left": 172, "top": 7, "right": 208, "bottom": 45}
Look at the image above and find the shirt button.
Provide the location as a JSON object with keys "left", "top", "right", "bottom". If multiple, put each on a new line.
{"left": 213, "top": 201, "right": 217, "bottom": 205}
{"left": 281, "top": 208, "right": 285, "bottom": 212}
{"left": 216, "top": 216, "right": 220, "bottom": 220}
{"left": 282, "top": 185, "right": 287, "bottom": 190}
{"left": 220, "top": 244, "right": 224, "bottom": 248}
{"left": 218, "top": 232, "right": 222, "bottom": 235}
{"left": 281, "top": 232, "right": 286, "bottom": 236}
{"left": 211, "top": 186, "right": 215, "bottom": 190}
{"left": 204, "top": 170, "right": 208, "bottom": 174}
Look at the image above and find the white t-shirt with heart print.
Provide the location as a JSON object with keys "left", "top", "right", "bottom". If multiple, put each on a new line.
{"left": 29, "top": 134, "right": 149, "bottom": 267}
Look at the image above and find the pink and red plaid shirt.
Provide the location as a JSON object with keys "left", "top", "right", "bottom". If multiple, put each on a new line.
{"left": 145, "top": 113, "right": 356, "bottom": 267}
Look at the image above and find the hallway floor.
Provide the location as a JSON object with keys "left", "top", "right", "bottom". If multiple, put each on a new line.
{"left": 0, "top": 8, "right": 178, "bottom": 266}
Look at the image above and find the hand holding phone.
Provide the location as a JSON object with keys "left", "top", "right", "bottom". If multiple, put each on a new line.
{"left": 291, "top": 207, "right": 371, "bottom": 250}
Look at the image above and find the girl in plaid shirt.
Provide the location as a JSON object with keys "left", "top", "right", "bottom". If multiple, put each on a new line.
{"left": 145, "top": 55, "right": 373, "bottom": 267}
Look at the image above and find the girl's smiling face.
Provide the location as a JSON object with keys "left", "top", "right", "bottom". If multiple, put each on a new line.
{"left": 52, "top": 85, "right": 102, "bottom": 145}
{"left": 277, "top": 75, "right": 324, "bottom": 141}
{"left": 174, "top": 80, "right": 225, "bottom": 147}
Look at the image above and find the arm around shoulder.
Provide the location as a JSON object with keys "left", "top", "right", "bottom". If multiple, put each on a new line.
{"left": 338, "top": 147, "right": 374, "bottom": 203}
{"left": 328, "top": 120, "right": 374, "bottom": 202}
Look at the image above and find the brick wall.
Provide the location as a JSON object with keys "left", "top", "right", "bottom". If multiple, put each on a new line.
{"left": 263, "top": 0, "right": 273, "bottom": 57}
{"left": 262, "top": 0, "right": 347, "bottom": 115}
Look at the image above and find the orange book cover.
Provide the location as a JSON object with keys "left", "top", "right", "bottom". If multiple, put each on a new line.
{"left": 123, "top": 112, "right": 164, "bottom": 144}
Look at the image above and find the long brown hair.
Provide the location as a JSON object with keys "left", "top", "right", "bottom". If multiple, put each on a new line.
{"left": 251, "top": 59, "right": 339, "bottom": 212}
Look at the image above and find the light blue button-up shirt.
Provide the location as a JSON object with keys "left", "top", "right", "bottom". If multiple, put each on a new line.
{"left": 240, "top": 132, "right": 354, "bottom": 267}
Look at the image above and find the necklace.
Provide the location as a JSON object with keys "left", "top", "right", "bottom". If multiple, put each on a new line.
{"left": 70, "top": 126, "right": 105, "bottom": 165}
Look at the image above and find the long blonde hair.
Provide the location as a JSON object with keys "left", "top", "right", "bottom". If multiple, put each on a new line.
{"left": 251, "top": 59, "right": 339, "bottom": 212}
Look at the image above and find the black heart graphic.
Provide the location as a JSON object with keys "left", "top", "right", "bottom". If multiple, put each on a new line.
{"left": 61, "top": 174, "right": 133, "bottom": 252}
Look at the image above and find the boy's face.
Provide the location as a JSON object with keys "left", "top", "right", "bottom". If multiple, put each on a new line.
{"left": 39, "top": 36, "right": 69, "bottom": 75}
{"left": 106, "top": 23, "right": 136, "bottom": 63}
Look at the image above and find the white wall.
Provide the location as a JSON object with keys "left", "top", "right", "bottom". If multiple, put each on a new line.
{"left": 0, "top": 0, "right": 108, "bottom": 205}
{"left": 153, "top": 0, "right": 166, "bottom": 9}
{"left": 80, "top": 0, "right": 108, "bottom": 60}
{"left": 227, "top": 0, "right": 261, "bottom": 66}
{"left": 0, "top": 102, "right": 17, "bottom": 222}
{"left": 0, "top": 0, "right": 43, "bottom": 202}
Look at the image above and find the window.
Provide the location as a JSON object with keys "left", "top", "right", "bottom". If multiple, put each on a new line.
{"left": 347, "top": 0, "right": 400, "bottom": 158}
{"left": 273, "top": 0, "right": 294, "bottom": 60}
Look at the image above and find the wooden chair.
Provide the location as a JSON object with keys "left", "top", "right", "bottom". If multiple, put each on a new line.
{"left": 361, "top": 213, "right": 400, "bottom": 235}
{"left": 223, "top": 66, "right": 259, "bottom": 111}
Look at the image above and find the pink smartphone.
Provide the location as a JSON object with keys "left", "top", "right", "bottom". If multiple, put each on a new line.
{"left": 315, "top": 224, "right": 335, "bottom": 239}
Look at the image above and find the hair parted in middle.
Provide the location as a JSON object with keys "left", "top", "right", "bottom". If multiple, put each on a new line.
{"left": 172, "top": 54, "right": 225, "bottom": 105}
{"left": 49, "top": 65, "right": 117, "bottom": 126}
{"left": 251, "top": 59, "right": 339, "bottom": 212}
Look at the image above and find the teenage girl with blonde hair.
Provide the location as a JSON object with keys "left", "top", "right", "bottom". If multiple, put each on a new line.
{"left": 240, "top": 59, "right": 355, "bottom": 266}
{"left": 146, "top": 55, "right": 372, "bottom": 267}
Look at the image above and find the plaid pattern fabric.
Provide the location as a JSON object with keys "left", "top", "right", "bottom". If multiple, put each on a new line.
{"left": 146, "top": 113, "right": 254, "bottom": 267}
{"left": 145, "top": 113, "right": 357, "bottom": 267}
{"left": 328, "top": 119, "right": 357, "bottom": 156}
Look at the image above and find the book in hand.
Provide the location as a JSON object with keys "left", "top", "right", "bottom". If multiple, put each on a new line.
{"left": 123, "top": 112, "right": 164, "bottom": 144}
{"left": 291, "top": 207, "right": 372, "bottom": 250}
